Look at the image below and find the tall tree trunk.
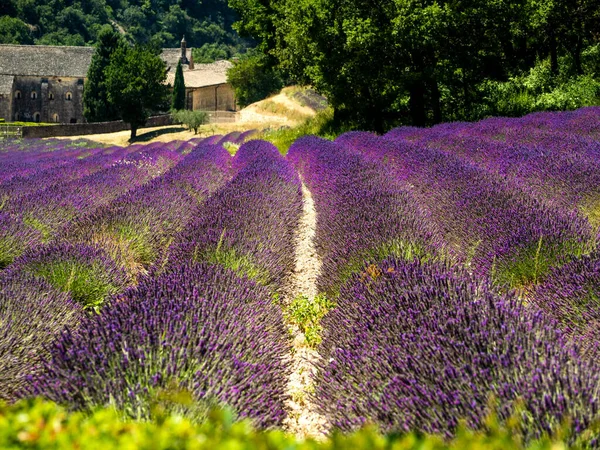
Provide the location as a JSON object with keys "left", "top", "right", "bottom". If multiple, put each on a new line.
{"left": 574, "top": 36, "right": 583, "bottom": 75}
{"left": 409, "top": 77, "right": 426, "bottom": 127}
{"left": 430, "top": 78, "right": 442, "bottom": 124}
{"left": 130, "top": 125, "right": 137, "bottom": 141}
{"left": 549, "top": 31, "right": 559, "bottom": 75}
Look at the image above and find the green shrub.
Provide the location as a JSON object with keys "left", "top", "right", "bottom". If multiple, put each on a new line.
{"left": 0, "top": 398, "right": 596, "bottom": 449}
{"left": 286, "top": 293, "right": 333, "bottom": 348}
{"left": 171, "top": 110, "right": 208, "bottom": 134}
{"left": 226, "top": 50, "right": 284, "bottom": 108}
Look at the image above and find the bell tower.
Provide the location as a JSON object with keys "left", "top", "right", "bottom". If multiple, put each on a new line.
{"left": 180, "top": 36, "right": 189, "bottom": 65}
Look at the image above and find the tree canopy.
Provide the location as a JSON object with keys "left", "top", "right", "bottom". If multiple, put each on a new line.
{"left": 172, "top": 60, "right": 186, "bottom": 111}
{"left": 83, "top": 26, "right": 125, "bottom": 123}
{"left": 229, "top": 0, "right": 600, "bottom": 130}
{"left": 104, "top": 44, "right": 169, "bottom": 140}
{"left": 0, "top": 0, "right": 250, "bottom": 61}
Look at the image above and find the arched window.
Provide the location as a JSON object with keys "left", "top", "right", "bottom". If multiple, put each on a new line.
{"left": 53, "top": 113, "right": 59, "bottom": 123}
{"left": 31, "top": 91, "right": 37, "bottom": 99}
{"left": 33, "top": 112, "right": 41, "bottom": 123}
{"left": 65, "top": 92, "right": 72, "bottom": 101}
{"left": 15, "top": 90, "right": 21, "bottom": 99}
{"left": 48, "top": 92, "right": 54, "bottom": 100}
{"left": 14, "top": 112, "right": 20, "bottom": 120}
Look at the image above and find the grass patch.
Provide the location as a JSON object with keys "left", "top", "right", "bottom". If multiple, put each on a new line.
{"left": 492, "top": 237, "right": 590, "bottom": 289}
{"left": 222, "top": 141, "right": 240, "bottom": 156}
{"left": 192, "top": 234, "right": 270, "bottom": 286}
{"left": 29, "top": 260, "right": 120, "bottom": 310}
{"left": 0, "top": 236, "right": 23, "bottom": 269}
{"left": 255, "top": 100, "right": 312, "bottom": 123}
{"left": 23, "top": 215, "right": 53, "bottom": 242}
{"left": 580, "top": 196, "right": 600, "bottom": 230}
{"left": 254, "top": 108, "right": 340, "bottom": 154}
{"left": 286, "top": 293, "right": 333, "bottom": 348}
{"left": 330, "top": 239, "right": 438, "bottom": 298}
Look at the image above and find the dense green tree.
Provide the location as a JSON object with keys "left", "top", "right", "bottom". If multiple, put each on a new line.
{"left": 226, "top": 51, "right": 283, "bottom": 107}
{"left": 105, "top": 44, "right": 169, "bottom": 140}
{"left": 172, "top": 60, "right": 186, "bottom": 110}
{"left": 0, "top": 16, "right": 33, "bottom": 44}
{"left": 0, "top": 0, "right": 250, "bottom": 57}
{"left": 230, "top": 0, "right": 600, "bottom": 129}
{"left": 83, "top": 26, "right": 125, "bottom": 123}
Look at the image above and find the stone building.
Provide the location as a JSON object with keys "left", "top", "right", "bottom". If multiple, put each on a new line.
{"left": 165, "top": 59, "right": 237, "bottom": 112}
{"left": 0, "top": 38, "right": 235, "bottom": 123}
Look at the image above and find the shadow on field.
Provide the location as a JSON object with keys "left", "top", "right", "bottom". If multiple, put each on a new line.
{"left": 130, "top": 126, "right": 186, "bottom": 143}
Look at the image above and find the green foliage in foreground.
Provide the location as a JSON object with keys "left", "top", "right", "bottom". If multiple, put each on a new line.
{"left": 0, "top": 399, "right": 595, "bottom": 449}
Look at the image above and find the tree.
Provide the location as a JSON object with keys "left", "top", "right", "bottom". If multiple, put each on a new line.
{"left": 226, "top": 50, "right": 283, "bottom": 107}
{"left": 230, "top": 0, "right": 599, "bottom": 129}
{"left": 171, "top": 109, "right": 208, "bottom": 134}
{"left": 105, "top": 44, "right": 169, "bottom": 140}
{"left": 83, "top": 26, "right": 124, "bottom": 123}
{"left": 172, "top": 60, "right": 186, "bottom": 110}
{"left": 0, "top": 16, "right": 33, "bottom": 44}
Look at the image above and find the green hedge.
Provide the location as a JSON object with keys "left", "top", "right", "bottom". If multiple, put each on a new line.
{"left": 0, "top": 399, "right": 593, "bottom": 449}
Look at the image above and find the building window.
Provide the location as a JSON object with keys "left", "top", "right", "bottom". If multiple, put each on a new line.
{"left": 14, "top": 112, "right": 20, "bottom": 121}
{"left": 15, "top": 90, "right": 21, "bottom": 99}
{"left": 70, "top": 118, "right": 77, "bottom": 123}
{"left": 33, "top": 112, "right": 41, "bottom": 122}
{"left": 53, "top": 113, "right": 59, "bottom": 123}
{"left": 65, "top": 92, "right": 72, "bottom": 101}
{"left": 31, "top": 91, "right": 37, "bottom": 99}
{"left": 48, "top": 92, "right": 54, "bottom": 100}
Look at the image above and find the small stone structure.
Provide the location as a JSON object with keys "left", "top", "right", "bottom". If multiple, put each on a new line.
{"left": 0, "top": 37, "right": 236, "bottom": 124}
{"left": 165, "top": 59, "right": 237, "bottom": 112}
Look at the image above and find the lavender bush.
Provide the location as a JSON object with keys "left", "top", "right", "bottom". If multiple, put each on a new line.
{"left": 531, "top": 251, "right": 600, "bottom": 338}
{"left": 0, "top": 270, "right": 83, "bottom": 402}
{"left": 340, "top": 132, "right": 593, "bottom": 287}
{"left": 288, "top": 135, "right": 443, "bottom": 295}
{"left": 316, "top": 257, "right": 600, "bottom": 443}
{"left": 170, "top": 140, "right": 302, "bottom": 294}
{"left": 62, "top": 144, "right": 233, "bottom": 280}
{"left": 0, "top": 146, "right": 181, "bottom": 264}
{"left": 30, "top": 262, "right": 291, "bottom": 428}
{"left": 9, "top": 243, "right": 129, "bottom": 309}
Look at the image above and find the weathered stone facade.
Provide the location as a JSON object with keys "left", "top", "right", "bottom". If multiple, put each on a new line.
{"left": 12, "top": 76, "right": 85, "bottom": 123}
{"left": 189, "top": 84, "right": 236, "bottom": 111}
{"left": 167, "top": 59, "right": 237, "bottom": 112}
{"left": 0, "top": 39, "right": 234, "bottom": 124}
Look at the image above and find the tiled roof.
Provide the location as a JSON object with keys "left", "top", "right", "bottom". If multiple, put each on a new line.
{"left": 0, "top": 75, "right": 14, "bottom": 95}
{"left": 0, "top": 44, "right": 192, "bottom": 78}
{"left": 0, "top": 45, "right": 95, "bottom": 77}
{"left": 166, "top": 60, "right": 233, "bottom": 88}
{"left": 161, "top": 48, "right": 193, "bottom": 71}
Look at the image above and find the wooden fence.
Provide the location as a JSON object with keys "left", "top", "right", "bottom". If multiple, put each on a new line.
{"left": 0, "top": 125, "right": 22, "bottom": 139}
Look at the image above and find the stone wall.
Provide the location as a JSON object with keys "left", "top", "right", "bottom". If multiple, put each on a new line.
{"left": 191, "top": 84, "right": 236, "bottom": 112}
{"left": 13, "top": 76, "right": 85, "bottom": 123}
{"left": 0, "top": 94, "right": 11, "bottom": 122}
{"left": 22, "top": 115, "right": 173, "bottom": 138}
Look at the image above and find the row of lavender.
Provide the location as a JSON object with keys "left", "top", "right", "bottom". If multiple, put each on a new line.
{"left": 1, "top": 135, "right": 298, "bottom": 427}
{"left": 383, "top": 109, "right": 600, "bottom": 348}
{"left": 287, "top": 107, "right": 600, "bottom": 442}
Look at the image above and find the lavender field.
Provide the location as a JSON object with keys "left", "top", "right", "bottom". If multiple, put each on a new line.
{"left": 1, "top": 108, "right": 600, "bottom": 444}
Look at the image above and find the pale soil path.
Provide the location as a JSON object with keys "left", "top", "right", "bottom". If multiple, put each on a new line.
{"left": 283, "top": 181, "right": 330, "bottom": 440}
{"left": 239, "top": 92, "right": 316, "bottom": 125}
{"left": 57, "top": 88, "right": 317, "bottom": 147}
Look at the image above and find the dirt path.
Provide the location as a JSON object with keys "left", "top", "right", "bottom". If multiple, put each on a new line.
{"left": 283, "top": 181, "right": 329, "bottom": 440}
